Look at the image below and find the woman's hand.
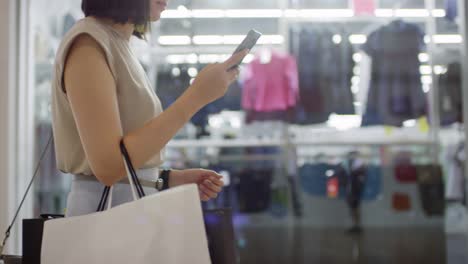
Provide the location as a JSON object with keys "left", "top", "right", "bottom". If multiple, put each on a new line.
{"left": 169, "top": 169, "right": 224, "bottom": 201}
{"left": 186, "top": 49, "right": 249, "bottom": 107}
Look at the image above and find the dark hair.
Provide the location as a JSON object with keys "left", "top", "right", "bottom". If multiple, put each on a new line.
{"left": 81, "top": 0, "right": 150, "bottom": 39}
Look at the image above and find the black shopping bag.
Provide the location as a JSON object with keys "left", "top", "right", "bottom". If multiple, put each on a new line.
{"left": 22, "top": 214, "right": 64, "bottom": 264}
{"left": 204, "top": 208, "right": 239, "bottom": 264}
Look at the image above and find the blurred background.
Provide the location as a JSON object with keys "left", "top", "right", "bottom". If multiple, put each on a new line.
{"left": 1, "top": 0, "right": 468, "bottom": 263}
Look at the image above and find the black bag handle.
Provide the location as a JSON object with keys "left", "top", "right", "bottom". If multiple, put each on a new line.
{"left": 97, "top": 140, "right": 146, "bottom": 212}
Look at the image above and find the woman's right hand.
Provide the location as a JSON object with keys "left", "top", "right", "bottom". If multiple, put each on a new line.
{"left": 187, "top": 49, "right": 249, "bottom": 106}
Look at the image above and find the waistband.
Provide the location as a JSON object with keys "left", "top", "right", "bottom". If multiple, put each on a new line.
{"left": 73, "top": 167, "right": 160, "bottom": 188}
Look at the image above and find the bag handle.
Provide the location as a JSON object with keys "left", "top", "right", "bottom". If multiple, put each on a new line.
{"left": 97, "top": 140, "right": 147, "bottom": 212}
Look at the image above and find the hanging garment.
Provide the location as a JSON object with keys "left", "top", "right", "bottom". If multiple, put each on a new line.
{"left": 438, "top": 63, "right": 463, "bottom": 126}
{"left": 392, "top": 193, "right": 412, "bottom": 211}
{"left": 361, "top": 165, "right": 382, "bottom": 201}
{"left": 361, "top": 20, "right": 427, "bottom": 127}
{"left": 242, "top": 50, "right": 299, "bottom": 113}
{"left": 445, "top": 143, "right": 465, "bottom": 201}
{"left": 235, "top": 169, "right": 273, "bottom": 213}
{"left": 291, "top": 26, "right": 356, "bottom": 124}
{"left": 417, "top": 164, "right": 445, "bottom": 216}
{"left": 299, "top": 163, "right": 335, "bottom": 197}
{"left": 156, "top": 68, "right": 241, "bottom": 132}
{"left": 394, "top": 152, "right": 418, "bottom": 183}
{"left": 446, "top": 0, "right": 458, "bottom": 22}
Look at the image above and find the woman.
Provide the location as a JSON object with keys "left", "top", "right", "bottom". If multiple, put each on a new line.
{"left": 52, "top": 0, "right": 248, "bottom": 216}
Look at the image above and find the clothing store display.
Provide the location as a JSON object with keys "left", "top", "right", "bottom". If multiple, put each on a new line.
{"left": 361, "top": 20, "right": 427, "bottom": 127}
{"left": 236, "top": 169, "right": 273, "bottom": 213}
{"left": 395, "top": 163, "right": 418, "bottom": 183}
{"left": 242, "top": 50, "right": 299, "bottom": 112}
{"left": 445, "top": 143, "right": 465, "bottom": 201}
{"left": 336, "top": 158, "right": 367, "bottom": 209}
{"left": 356, "top": 51, "right": 372, "bottom": 115}
{"left": 394, "top": 152, "right": 418, "bottom": 183}
{"left": 361, "top": 165, "right": 382, "bottom": 201}
{"left": 446, "top": 0, "right": 458, "bottom": 22}
{"left": 417, "top": 165, "right": 445, "bottom": 216}
{"left": 290, "top": 25, "right": 355, "bottom": 124}
{"left": 52, "top": 16, "right": 164, "bottom": 176}
{"left": 299, "top": 163, "right": 333, "bottom": 197}
{"left": 352, "top": 0, "right": 376, "bottom": 16}
{"left": 392, "top": 193, "right": 412, "bottom": 211}
{"left": 438, "top": 63, "right": 463, "bottom": 126}
{"left": 157, "top": 68, "right": 242, "bottom": 132}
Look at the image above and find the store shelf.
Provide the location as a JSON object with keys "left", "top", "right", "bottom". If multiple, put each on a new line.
{"left": 167, "top": 137, "right": 434, "bottom": 148}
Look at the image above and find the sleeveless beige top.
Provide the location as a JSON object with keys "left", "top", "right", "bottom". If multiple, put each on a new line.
{"left": 52, "top": 17, "right": 164, "bottom": 176}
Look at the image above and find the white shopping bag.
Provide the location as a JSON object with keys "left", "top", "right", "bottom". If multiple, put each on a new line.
{"left": 42, "top": 141, "right": 211, "bottom": 264}
{"left": 41, "top": 184, "right": 211, "bottom": 264}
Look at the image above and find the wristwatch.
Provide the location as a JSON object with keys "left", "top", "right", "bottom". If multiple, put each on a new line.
{"left": 156, "top": 169, "right": 171, "bottom": 191}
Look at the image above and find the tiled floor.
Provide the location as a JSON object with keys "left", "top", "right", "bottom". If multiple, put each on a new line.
{"left": 237, "top": 227, "right": 449, "bottom": 264}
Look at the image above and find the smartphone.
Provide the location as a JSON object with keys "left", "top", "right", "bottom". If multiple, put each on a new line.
{"left": 228, "top": 29, "right": 262, "bottom": 71}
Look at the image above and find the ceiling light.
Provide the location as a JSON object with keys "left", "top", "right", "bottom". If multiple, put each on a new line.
{"left": 158, "top": 36, "right": 191, "bottom": 45}
{"left": 191, "top": 9, "right": 224, "bottom": 18}
{"left": 225, "top": 9, "right": 283, "bottom": 18}
{"left": 349, "top": 35, "right": 367, "bottom": 44}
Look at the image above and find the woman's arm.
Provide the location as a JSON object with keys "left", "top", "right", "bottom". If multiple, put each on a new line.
{"left": 64, "top": 34, "right": 245, "bottom": 186}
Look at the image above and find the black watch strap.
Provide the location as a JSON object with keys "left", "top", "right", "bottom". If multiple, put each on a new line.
{"left": 158, "top": 169, "right": 171, "bottom": 191}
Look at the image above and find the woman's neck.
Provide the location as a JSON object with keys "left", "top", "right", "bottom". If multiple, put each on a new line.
{"left": 95, "top": 17, "right": 134, "bottom": 40}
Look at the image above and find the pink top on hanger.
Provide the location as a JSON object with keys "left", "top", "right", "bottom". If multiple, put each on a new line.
{"left": 241, "top": 50, "right": 299, "bottom": 112}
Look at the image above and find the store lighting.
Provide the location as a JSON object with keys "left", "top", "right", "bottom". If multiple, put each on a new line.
{"left": 421, "top": 76, "right": 433, "bottom": 85}
{"left": 403, "top": 119, "right": 416, "bottom": 127}
{"left": 188, "top": 67, "right": 198, "bottom": 77}
{"left": 434, "top": 65, "right": 447, "bottom": 75}
{"left": 193, "top": 35, "right": 224, "bottom": 45}
{"left": 432, "top": 34, "right": 463, "bottom": 44}
{"left": 332, "top": 34, "right": 342, "bottom": 44}
{"left": 351, "top": 76, "right": 360, "bottom": 85}
{"left": 420, "top": 65, "right": 432, "bottom": 75}
{"left": 418, "top": 53, "right": 429, "bottom": 63}
{"left": 353, "top": 53, "right": 362, "bottom": 63}
{"left": 191, "top": 9, "right": 224, "bottom": 18}
{"left": 353, "top": 66, "right": 360, "bottom": 75}
{"left": 171, "top": 67, "right": 181, "bottom": 77}
{"left": 374, "top": 9, "right": 394, "bottom": 17}
{"left": 349, "top": 35, "right": 367, "bottom": 44}
{"left": 222, "top": 35, "right": 246, "bottom": 45}
{"left": 158, "top": 36, "right": 191, "bottom": 45}
{"left": 284, "top": 9, "right": 299, "bottom": 18}
{"left": 327, "top": 114, "right": 361, "bottom": 131}
{"left": 299, "top": 9, "right": 354, "bottom": 18}
{"left": 351, "top": 85, "right": 360, "bottom": 94}
{"left": 198, "top": 54, "right": 223, "bottom": 64}
{"left": 225, "top": 9, "right": 283, "bottom": 18}
{"left": 257, "top": 35, "right": 284, "bottom": 45}
{"left": 161, "top": 10, "right": 190, "bottom": 18}
{"left": 161, "top": 8, "right": 446, "bottom": 19}
{"left": 186, "top": 53, "right": 199, "bottom": 64}
{"left": 166, "top": 55, "right": 186, "bottom": 64}
{"left": 422, "top": 83, "right": 431, "bottom": 93}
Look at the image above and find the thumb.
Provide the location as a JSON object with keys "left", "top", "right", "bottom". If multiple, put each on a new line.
{"left": 223, "top": 49, "right": 249, "bottom": 70}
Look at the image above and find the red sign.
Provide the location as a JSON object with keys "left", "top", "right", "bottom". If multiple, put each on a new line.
{"left": 352, "top": 0, "right": 376, "bottom": 16}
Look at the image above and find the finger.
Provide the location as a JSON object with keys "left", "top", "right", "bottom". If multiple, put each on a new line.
{"left": 208, "top": 177, "right": 224, "bottom": 187}
{"left": 198, "top": 187, "right": 210, "bottom": 201}
{"left": 202, "top": 180, "right": 222, "bottom": 193}
{"left": 222, "top": 49, "right": 249, "bottom": 70}
{"left": 226, "top": 67, "right": 240, "bottom": 83}
{"left": 200, "top": 185, "right": 218, "bottom": 198}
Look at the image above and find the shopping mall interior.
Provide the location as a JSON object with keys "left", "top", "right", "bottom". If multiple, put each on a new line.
{"left": 1, "top": 0, "right": 468, "bottom": 263}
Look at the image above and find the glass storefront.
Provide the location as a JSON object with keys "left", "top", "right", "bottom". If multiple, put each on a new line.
{"left": 23, "top": 0, "right": 468, "bottom": 262}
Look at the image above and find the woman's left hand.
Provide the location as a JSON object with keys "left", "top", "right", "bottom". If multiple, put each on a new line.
{"left": 169, "top": 169, "right": 224, "bottom": 201}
